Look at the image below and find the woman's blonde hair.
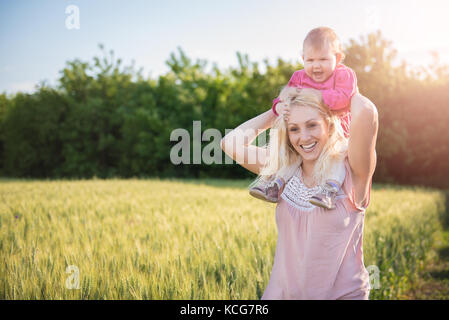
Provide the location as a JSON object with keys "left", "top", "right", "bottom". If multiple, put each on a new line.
{"left": 250, "top": 87, "right": 348, "bottom": 189}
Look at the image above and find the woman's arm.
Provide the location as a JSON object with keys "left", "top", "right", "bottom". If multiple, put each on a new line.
{"left": 220, "top": 109, "right": 276, "bottom": 175}
{"left": 347, "top": 93, "right": 379, "bottom": 207}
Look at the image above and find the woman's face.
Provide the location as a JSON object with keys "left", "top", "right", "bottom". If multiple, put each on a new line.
{"left": 287, "top": 106, "right": 329, "bottom": 163}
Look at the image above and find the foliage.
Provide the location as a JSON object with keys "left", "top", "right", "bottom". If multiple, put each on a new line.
{"left": 1, "top": 33, "right": 448, "bottom": 187}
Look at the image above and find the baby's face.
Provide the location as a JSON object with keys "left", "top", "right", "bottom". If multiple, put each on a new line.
{"left": 302, "top": 43, "right": 338, "bottom": 83}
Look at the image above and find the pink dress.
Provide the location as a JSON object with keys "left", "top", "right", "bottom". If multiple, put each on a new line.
{"left": 261, "top": 158, "right": 371, "bottom": 300}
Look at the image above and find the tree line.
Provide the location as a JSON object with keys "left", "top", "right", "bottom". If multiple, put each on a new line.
{"left": 1, "top": 32, "right": 448, "bottom": 188}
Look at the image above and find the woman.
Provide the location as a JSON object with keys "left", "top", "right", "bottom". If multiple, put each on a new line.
{"left": 220, "top": 88, "right": 378, "bottom": 300}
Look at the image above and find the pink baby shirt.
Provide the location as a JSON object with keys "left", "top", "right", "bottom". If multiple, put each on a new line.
{"left": 273, "top": 64, "right": 358, "bottom": 137}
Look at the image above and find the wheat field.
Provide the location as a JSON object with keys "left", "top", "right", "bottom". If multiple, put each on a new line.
{"left": 0, "top": 178, "right": 445, "bottom": 299}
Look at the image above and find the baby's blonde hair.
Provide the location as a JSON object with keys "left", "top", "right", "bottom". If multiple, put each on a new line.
{"left": 250, "top": 87, "right": 348, "bottom": 189}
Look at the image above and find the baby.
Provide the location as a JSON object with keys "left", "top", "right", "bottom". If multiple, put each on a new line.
{"left": 249, "top": 26, "right": 357, "bottom": 209}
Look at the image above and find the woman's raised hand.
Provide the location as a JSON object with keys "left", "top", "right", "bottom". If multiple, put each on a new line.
{"left": 276, "top": 101, "right": 290, "bottom": 122}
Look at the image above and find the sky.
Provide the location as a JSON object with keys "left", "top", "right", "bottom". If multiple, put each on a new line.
{"left": 1, "top": 0, "right": 449, "bottom": 94}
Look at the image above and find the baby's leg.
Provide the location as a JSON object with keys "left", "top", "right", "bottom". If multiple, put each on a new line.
{"left": 249, "top": 176, "right": 284, "bottom": 203}
{"left": 325, "top": 158, "right": 346, "bottom": 191}
{"left": 266, "top": 176, "right": 286, "bottom": 199}
{"left": 309, "top": 158, "right": 345, "bottom": 210}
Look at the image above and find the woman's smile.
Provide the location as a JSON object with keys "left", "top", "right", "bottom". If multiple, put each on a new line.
{"left": 300, "top": 141, "right": 318, "bottom": 152}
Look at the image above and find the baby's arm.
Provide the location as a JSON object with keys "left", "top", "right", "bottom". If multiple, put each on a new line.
{"left": 321, "top": 66, "right": 358, "bottom": 111}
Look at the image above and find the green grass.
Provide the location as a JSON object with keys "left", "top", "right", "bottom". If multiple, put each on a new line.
{"left": 0, "top": 179, "right": 446, "bottom": 299}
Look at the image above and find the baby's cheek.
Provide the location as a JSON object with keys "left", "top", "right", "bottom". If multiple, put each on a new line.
{"left": 303, "top": 65, "right": 312, "bottom": 76}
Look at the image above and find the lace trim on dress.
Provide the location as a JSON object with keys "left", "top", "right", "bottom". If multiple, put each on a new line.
{"left": 280, "top": 167, "right": 347, "bottom": 212}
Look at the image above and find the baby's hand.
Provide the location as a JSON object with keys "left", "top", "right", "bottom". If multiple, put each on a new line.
{"left": 276, "top": 101, "right": 290, "bottom": 121}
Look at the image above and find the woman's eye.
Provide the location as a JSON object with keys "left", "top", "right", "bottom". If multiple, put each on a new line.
{"left": 289, "top": 128, "right": 298, "bottom": 132}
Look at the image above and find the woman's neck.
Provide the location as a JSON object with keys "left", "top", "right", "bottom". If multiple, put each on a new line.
{"left": 301, "top": 160, "right": 317, "bottom": 186}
